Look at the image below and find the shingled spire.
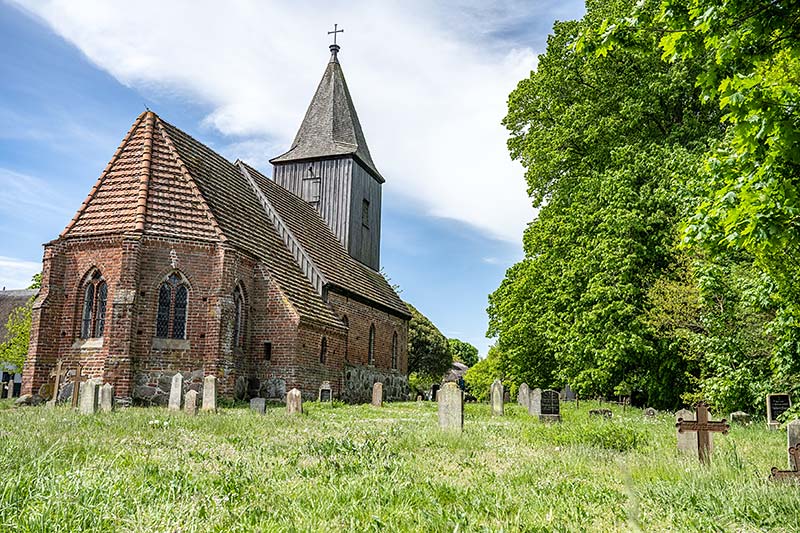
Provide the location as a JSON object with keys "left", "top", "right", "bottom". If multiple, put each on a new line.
{"left": 271, "top": 37, "right": 384, "bottom": 271}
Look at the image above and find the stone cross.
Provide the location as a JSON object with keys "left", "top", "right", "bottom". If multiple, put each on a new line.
{"left": 287, "top": 388, "right": 303, "bottom": 415}
{"left": 371, "top": 382, "right": 383, "bottom": 407}
{"left": 529, "top": 388, "right": 542, "bottom": 417}
{"left": 5, "top": 379, "right": 13, "bottom": 399}
{"left": 184, "top": 390, "right": 198, "bottom": 416}
{"left": 437, "top": 382, "right": 464, "bottom": 433}
{"left": 70, "top": 365, "right": 88, "bottom": 408}
{"left": 250, "top": 397, "right": 266, "bottom": 414}
{"left": 47, "top": 360, "right": 67, "bottom": 406}
{"left": 168, "top": 373, "right": 183, "bottom": 411}
{"left": 490, "top": 379, "right": 504, "bottom": 416}
{"left": 201, "top": 375, "right": 217, "bottom": 412}
{"left": 676, "top": 402, "right": 730, "bottom": 464}
{"left": 518, "top": 383, "right": 530, "bottom": 408}
{"left": 78, "top": 379, "right": 99, "bottom": 415}
{"left": 99, "top": 383, "right": 114, "bottom": 412}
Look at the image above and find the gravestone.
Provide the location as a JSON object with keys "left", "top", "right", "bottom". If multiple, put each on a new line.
{"left": 287, "top": 388, "right": 303, "bottom": 415}
{"left": 528, "top": 388, "right": 542, "bottom": 417}
{"left": 730, "top": 411, "right": 751, "bottom": 425}
{"left": 201, "top": 375, "right": 216, "bottom": 412}
{"left": 767, "top": 393, "right": 792, "bottom": 430}
{"left": 518, "top": 383, "right": 530, "bottom": 408}
{"left": 371, "top": 382, "right": 383, "bottom": 407}
{"left": 644, "top": 407, "right": 657, "bottom": 418}
{"left": 562, "top": 384, "right": 576, "bottom": 401}
{"left": 589, "top": 408, "right": 612, "bottom": 419}
{"left": 676, "top": 402, "right": 729, "bottom": 464}
{"left": 70, "top": 365, "right": 88, "bottom": 408}
{"left": 168, "top": 373, "right": 183, "bottom": 411}
{"left": 46, "top": 360, "right": 67, "bottom": 407}
{"left": 318, "top": 381, "right": 332, "bottom": 403}
{"left": 250, "top": 397, "right": 266, "bottom": 415}
{"left": 788, "top": 420, "right": 800, "bottom": 469}
{"left": 184, "top": 390, "right": 198, "bottom": 416}
{"left": 78, "top": 380, "right": 99, "bottom": 415}
{"left": 437, "top": 382, "right": 464, "bottom": 433}
{"left": 540, "top": 389, "right": 561, "bottom": 422}
{"left": 99, "top": 383, "right": 114, "bottom": 412}
{"left": 416, "top": 395, "right": 422, "bottom": 402}
{"left": 6, "top": 379, "right": 13, "bottom": 399}
{"left": 490, "top": 379, "right": 504, "bottom": 416}
{"left": 675, "top": 409, "right": 698, "bottom": 454}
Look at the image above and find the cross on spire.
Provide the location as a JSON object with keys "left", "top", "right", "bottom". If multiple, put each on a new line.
{"left": 328, "top": 24, "right": 344, "bottom": 46}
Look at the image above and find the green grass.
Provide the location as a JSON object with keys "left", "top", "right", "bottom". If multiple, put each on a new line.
{"left": 0, "top": 400, "right": 798, "bottom": 532}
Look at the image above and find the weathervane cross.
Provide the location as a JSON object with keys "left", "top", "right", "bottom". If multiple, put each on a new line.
{"left": 328, "top": 23, "right": 344, "bottom": 46}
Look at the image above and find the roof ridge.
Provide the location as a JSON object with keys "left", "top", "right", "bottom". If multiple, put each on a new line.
{"left": 236, "top": 161, "right": 329, "bottom": 295}
{"left": 60, "top": 111, "right": 148, "bottom": 238}
{"left": 133, "top": 111, "right": 155, "bottom": 232}
{"left": 154, "top": 117, "right": 227, "bottom": 243}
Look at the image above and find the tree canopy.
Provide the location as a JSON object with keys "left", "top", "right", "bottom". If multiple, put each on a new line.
{"left": 448, "top": 338, "right": 479, "bottom": 367}
{"left": 406, "top": 303, "right": 453, "bottom": 381}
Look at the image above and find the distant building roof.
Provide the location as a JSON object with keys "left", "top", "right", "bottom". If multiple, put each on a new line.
{"left": 443, "top": 361, "right": 469, "bottom": 383}
{"left": 0, "top": 290, "right": 36, "bottom": 342}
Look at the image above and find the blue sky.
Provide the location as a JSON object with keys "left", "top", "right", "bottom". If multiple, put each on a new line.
{"left": 0, "top": 0, "right": 585, "bottom": 357}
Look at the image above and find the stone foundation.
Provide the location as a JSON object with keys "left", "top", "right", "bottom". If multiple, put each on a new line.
{"left": 342, "top": 364, "right": 407, "bottom": 403}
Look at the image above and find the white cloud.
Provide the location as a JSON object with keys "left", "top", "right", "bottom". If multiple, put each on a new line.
{"left": 10, "top": 0, "right": 577, "bottom": 242}
{"left": 0, "top": 256, "right": 41, "bottom": 290}
{"left": 0, "top": 168, "right": 74, "bottom": 219}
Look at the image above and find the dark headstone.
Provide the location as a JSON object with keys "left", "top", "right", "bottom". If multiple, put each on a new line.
{"left": 318, "top": 381, "right": 332, "bottom": 402}
{"left": 767, "top": 393, "right": 792, "bottom": 429}
{"left": 540, "top": 389, "right": 560, "bottom": 422}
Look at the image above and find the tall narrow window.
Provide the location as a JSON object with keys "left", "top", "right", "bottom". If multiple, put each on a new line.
{"left": 302, "top": 166, "right": 321, "bottom": 206}
{"left": 80, "top": 270, "right": 106, "bottom": 339}
{"left": 391, "top": 332, "right": 398, "bottom": 370}
{"left": 320, "top": 336, "right": 328, "bottom": 364}
{"left": 155, "top": 273, "right": 189, "bottom": 339}
{"left": 233, "top": 285, "right": 244, "bottom": 348}
{"left": 368, "top": 324, "right": 375, "bottom": 365}
{"left": 81, "top": 283, "right": 95, "bottom": 339}
{"left": 361, "top": 199, "right": 370, "bottom": 228}
{"left": 94, "top": 282, "right": 107, "bottom": 338}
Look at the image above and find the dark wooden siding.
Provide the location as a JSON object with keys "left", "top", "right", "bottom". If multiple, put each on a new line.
{"left": 348, "top": 160, "right": 381, "bottom": 270}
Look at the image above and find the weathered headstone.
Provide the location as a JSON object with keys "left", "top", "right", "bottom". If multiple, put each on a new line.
{"left": 437, "top": 382, "right": 464, "bottom": 433}
{"left": 184, "top": 390, "right": 198, "bottom": 416}
{"left": 416, "top": 395, "right": 423, "bottom": 402}
{"left": 78, "top": 380, "right": 98, "bottom": 415}
{"left": 250, "top": 397, "right": 266, "bottom": 415}
{"left": 540, "top": 389, "right": 561, "bottom": 422}
{"left": 788, "top": 420, "right": 800, "bottom": 469}
{"left": 644, "top": 407, "right": 657, "bottom": 418}
{"left": 201, "top": 375, "right": 216, "bottom": 412}
{"left": 5, "top": 379, "right": 13, "bottom": 399}
{"left": 490, "top": 379, "right": 504, "bottom": 416}
{"left": 99, "top": 383, "right": 114, "bottom": 412}
{"left": 518, "top": 383, "right": 530, "bottom": 408}
{"left": 371, "top": 382, "right": 383, "bottom": 407}
{"left": 561, "top": 384, "right": 576, "bottom": 401}
{"left": 767, "top": 393, "right": 792, "bottom": 430}
{"left": 168, "top": 373, "right": 183, "bottom": 411}
{"left": 730, "top": 411, "right": 751, "bottom": 425}
{"left": 318, "top": 381, "right": 332, "bottom": 402}
{"left": 676, "top": 402, "right": 729, "bottom": 464}
{"left": 675, "top": 409, "right": 698, "bottom": 455}
{"left": 528, "top": 388, "right": 542, "bottom": 417}
{"left": 287, "top": 388, "right": 303, "bottom": 415}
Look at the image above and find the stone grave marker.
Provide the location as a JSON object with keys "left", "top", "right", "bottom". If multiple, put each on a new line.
{"left": 287, "top": 388, "right": 303, "bottom": 415}
{"left": 770, "top": 446, "right": 800, "bottom": 482}
{"left": 729, "top": 411, "right": 751, "bottom": 425}
{"left": 589, "top": 408, "right": 612, "bottom": 419}
{"left": 416, "top": 395, "right": 423, "bottom": 402}
{"left": 788, "top": 420, "right": 800, "bottom": 469}
{"left": 540, "top": 389, "right": 561, "bottom": 422}
{"left": 676, "top": 402, "right": 729, "bottom": 464}
{"left": 490, "top": 379, "right": 504, "bottom": 416}
{"left": 168, "top": 373, "right": 183, "bottom": 411}
{"left": 250, "top": 397, "right": 266, "bottom": 415}
{"left": 437, "top": 382, "right": 464, "bottom": 433}
{"left": 70, "top": 365, "right": 88, "bottom": 408}
{"left": 99, "top": 383, "right": 114, "bottom": 412}
{"left": 371, "top": 382, "right": 383, "bottom": 407}
{"left": 528, "top": 388, "right": 542, "bottom": 417}
{"left": 518, "top": 383, "right": 530, "bottom": 408}
{"left": 5, "top": 379, "right": 13, "bottom": 399}
{"left": 318, "top": 381, "right": 332, "bottom": 403}
{"left": 767, "top": 393, "right": 791, "bottom": 430}
{"left": 675, "top": 409, "right": 699, "bottom": 455}
{"left": 644, "top": 407, "right": 657, "bottom": 418}
{"left": 78, "top": 380, "right": 99, "bottom": 415}
{"left": 201, "top": 375, "right": 216, "bottom": 412}
{"left": 184, "top": 390, "right": 198, "bottom": 416}
{"left": 46, "top": 359, "right": 67, "bottom": 407}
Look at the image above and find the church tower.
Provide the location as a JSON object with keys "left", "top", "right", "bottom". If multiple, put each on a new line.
{"left": 270, "top": 38, "right": 383, "bottom": 271}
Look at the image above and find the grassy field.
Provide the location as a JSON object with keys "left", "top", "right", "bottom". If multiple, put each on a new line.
{"left": 0, "top": 399, "right": 798, "bottom": 532}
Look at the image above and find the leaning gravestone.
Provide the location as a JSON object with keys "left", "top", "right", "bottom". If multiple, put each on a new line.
{"left": 438, "top": 382, "right": 464, "bottom": 433}
{"left": 490, "top": 379, "right": 504, "bottom": 416}
{"left": 518, "top": 383, "right": 530, "bottom": 408}
{"left": 168, "top": 373, "right": 183, "bottom": 411}
{"left": 676, "top": 409, "right": 699, "bottom": 455}
{"left": 184, "top": 390, "right": 198, "bottom": 416}
{"left": 371, "top": 382, "right": 383, "bottom": 407}
{"left": 201, "top": 375, "right": 216, "bottom": 412}
{"left": 99, "top": 383, "right": 114, "bottom": 412}
{"left": 529, "top": 388, "right": 542, "bottom": 417}
{"left": 318, "top": 381, "right": 332, "bottom": 403}
{"left": 287, "top": 388, "right": 303, "bottom": 415}
{"left": 788, "top": 420, "right": 800, "bottom": 469}
{"left": 250, "top": 397, "right": 266, "bottom": 415}
{"left": 767, "top": 393, "right": 792, "bottom": 430}
{"left": 78, "top": 380, "right": 99, "bottom": 415}
{"left": 540, "top": 389, "right": 561, "bottom": 422}
{"left": 730, "top": 411, "right": 751, "bottom": 425}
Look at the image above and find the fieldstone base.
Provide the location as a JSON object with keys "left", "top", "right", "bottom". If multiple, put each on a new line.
{"left": 342, "top": 364, "right": 408, "bottom": 403}
{"left": 133, "top": 369, "right": 205, "bottom": 406}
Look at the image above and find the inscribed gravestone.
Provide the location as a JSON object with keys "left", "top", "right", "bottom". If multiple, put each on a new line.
{"left": 788, "top": 420, "right": 800, "bottom": 469}
{"left": 78, "top": 380, "right": 98, "bottom": 415}
{"left": 184, "top": 390, "right": 198, "bottom": 416}
{"left": 250, "top": 397, "right": 266, "bottom": 415}
{"left": 372, "top": 382, "right": 383, "bottom": 407}
{"left": 287, "top": 388, "right": 303, "bottom": 415}
{"left": 168, "top": 373, "right": 183, "bottom": 411}
{"left": 675, "top": 409, "right": 700, "bottom": 454}
{"left": 529, "top": 388, "right": 542, "bottom": 417}
{"left": 99, "top": 383, "right": 114, "bottom": 412}
{"left": 767, "top": 393, "right": 791, "bottom": 429}
{"left": 201, "top": 375, "right": 216, "bottom": 412}
{"left": 518, "top": 383, "right": 530, "bottom": 408}
{"left": 540, "top": 389, "right": 561, "bottom": 422}
{"left": 437, "top": 382, "right": 463, "bottom": 433}
{"left": 318, "top": 381, "right": 332, "bottom": 402}
{"left": 490, "top": 379, "right": 504, "bottom": 416}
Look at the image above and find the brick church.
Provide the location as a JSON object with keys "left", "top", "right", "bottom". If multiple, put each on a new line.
{"left": 21, "top": 42, "right": 411, "bottom": 405}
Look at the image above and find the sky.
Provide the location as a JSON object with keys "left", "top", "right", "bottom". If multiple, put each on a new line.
{"left": 0, "top": 0, "right": 585, "bottom": 357}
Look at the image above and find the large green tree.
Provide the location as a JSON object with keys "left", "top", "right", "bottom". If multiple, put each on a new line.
{"left": 448, "top": 338, "right": 479, "bottom": 367}
{"left": 406, "top": 303, "right": 452, "bottom": 381}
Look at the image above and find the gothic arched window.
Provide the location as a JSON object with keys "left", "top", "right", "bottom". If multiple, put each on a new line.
{"left": 233, "top": 285, "right": 245, "bottom": 348}
{"left": 391, "top": 332, "right": 398, "bottom": 370}
{"left": 320, "top": 336, "right": 328, "bottom": 364}
{"left": 156, "top": 273, "right": 189, "bottom": 339}
{"left": 368, "top": 324, "right": 375, "bottom": 365}
{"left": 80, "top": 270, "right": 107, "bottom": 339}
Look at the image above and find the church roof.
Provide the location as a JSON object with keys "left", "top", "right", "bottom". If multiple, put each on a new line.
{"left": 270, "top": 47, "right": 384, "bottom": 183}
